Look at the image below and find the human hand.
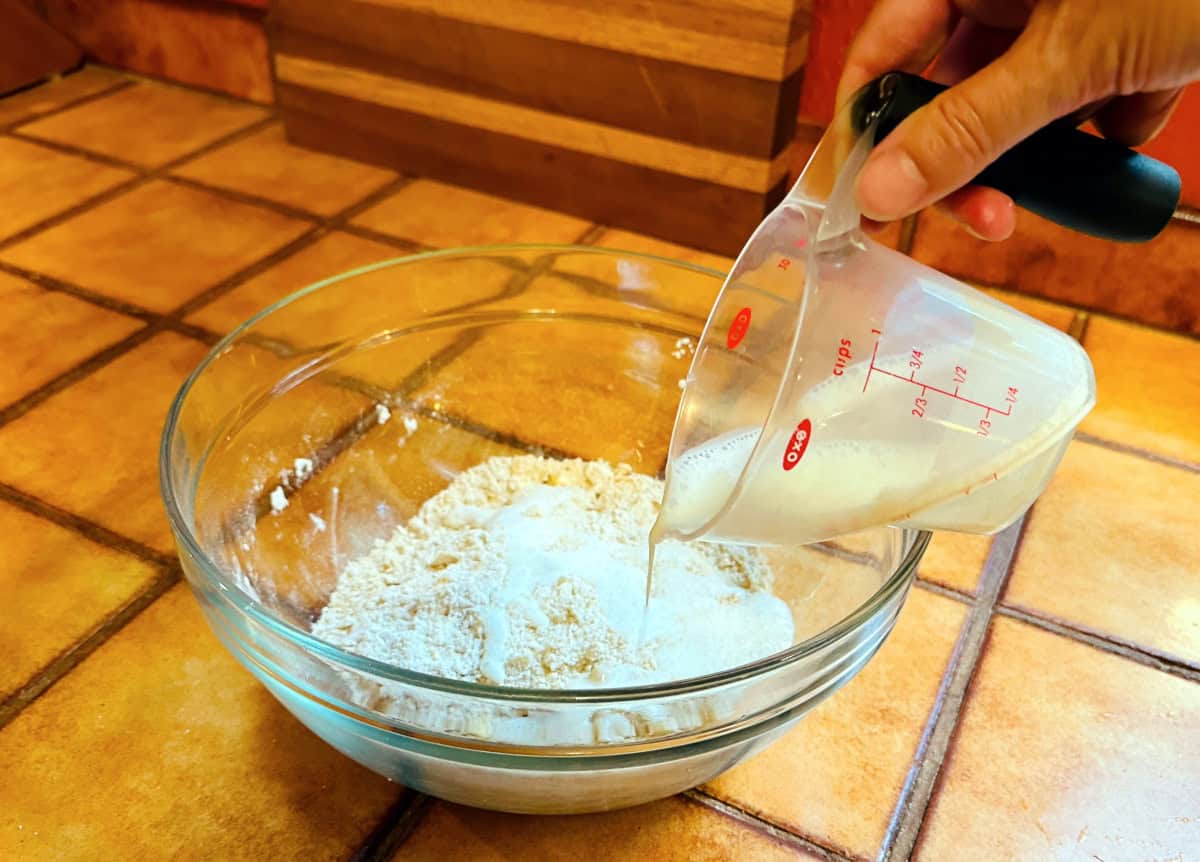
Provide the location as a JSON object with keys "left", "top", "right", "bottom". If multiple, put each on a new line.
{"left": 838, "top": 0, "right": 1200, "bottom": 240}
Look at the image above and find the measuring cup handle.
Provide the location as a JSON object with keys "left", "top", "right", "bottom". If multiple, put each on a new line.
{"left": 859, "top": 72, "right": 1181, "bottom": 243}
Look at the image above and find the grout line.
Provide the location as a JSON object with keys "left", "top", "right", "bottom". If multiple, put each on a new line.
{"left": 1072, "top": 431, "right": 1200, "bottom": 474}
{"left": 0, "top": 566, "right": 180, "bottom": 732}
{"left": 0, "top": 76, "right": 138, "bottom": 134}
{"left": 0, "top": 324, "right": 163, "bottom": 429}
{"left": 330, "top": 175, "right": 416, "bottom": 222}
{"left": 0, "top": 260, "right": 159, "bottom": 320}
{"left": 0, "top": 482, "right": 175, "bottom": 566}
{"left": 414, "top": 405, "right": 578, "bottom": 461}
{"left": 684, "top": 790, "right": 857, "bottom": 862}
{"left": 163, "top": 318, "right": 223, "bottom": 345}
{"left": 994, "top": 604, "right": 1200, "bottom": 683}
{"left": 1068, "top": 310, "right": 1090, "bottom": 343}
{"left": 896, "top": 214, "right": 918, "bottom": 255}
{"left": 157, "top": 116, "right": 280, "bottom": 171}
{"left": 6, "top": 128, "right": 141, "bottom": 170}
{"left": 573, "top": 223, "right": 607, "bottom": 245}
{"left": 347, "top": 792, "right": 432, "bottom": 862}
{"left": 878, "top": 516, "right": 1027, "bottom": 862}
{"left": 168, "top": 225, "right": 326, "bottom": 318}
{"left": 0, "top": 175, "right": 148, "bottom": 253}
{"left": 102, "top": 64, "right": 272, "bottom": 107}
{"left": 913, "top": 578, "right": 975, "bottom": 605}
{"left": 163, "top": 173, "right": 322, "bottom": 224}
{"left": 338, "top": 223, "right": 430, "bottom": 255}
{"left": 0, "top": 116, "right": 278, "bottom": 257}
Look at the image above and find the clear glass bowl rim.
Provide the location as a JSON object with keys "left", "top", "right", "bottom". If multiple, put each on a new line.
{"left": 159, "top": 243, "right": 931, "bottom": 704}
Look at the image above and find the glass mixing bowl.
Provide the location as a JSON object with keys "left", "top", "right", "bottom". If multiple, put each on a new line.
{"left": 160, "top": 245, "right": 929, "bottom": 814}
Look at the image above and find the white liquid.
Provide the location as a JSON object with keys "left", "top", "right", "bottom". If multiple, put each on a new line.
{"left": 657, "top": 429, "right": 937, "bottom": 545}
{"left": 653, "top": 344, "right": 1090, "bottom": 546}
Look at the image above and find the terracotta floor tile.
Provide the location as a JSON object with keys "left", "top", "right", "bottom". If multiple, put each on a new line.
{"left": 0, "top": 66, "right": 128, "bottom": 129}
{"left": 549, "top": 251, "right": 723, "bottom": 322}
{"left": 0, "top": 136, "right": 135, "bottom": 239}
{"left": 910, "top": 207, "right": 1200, "bottom": 335}
{"left": 0, "top": 502, "right": 159, "bottom": 701}
{"left": 706, "top": 589, "right": 966, "bottom": 859}
{"left": 917, "top": 617, "right": 1200, "bottom": 861}
{"left": 0, "top": 333, "right": 209, "bottom": 551}
{"left": 17, "top": 80, "right": 267, "bottom": 167}
{"left": 481, "top": 268, "right": 710, "bottom": 347}
{"left": 0, "top": 271, "right": 142, "bottom": 407}
{"left": 0, "top": 584, "right": 400, "bottom": 860}
{"left": 978, "top": 285, "right": 1078, "bottom": 332}
{"left": 0, "top": 179, "right": 310, "bottom": 312}
{"left": 1081, "top": 315, "right": 1200, "bottom": 464}
{"left": 184, "top": 230, "right": 506, "bottom": 341}
{"left": 917, "top": 531, "right": 993, "bottom": 595}
{"left": 395, "top": 797, "right": 817, "bottom": 862}
{"left": 172, "top": 124, "right": 396, "bottom": 216}
{"left": 412, "top": 317, "right": 688, "bottom": 472}
{"left": 187, "top": 231, "right": 400, "bottom": 333}
{"left": 352, "top": 179, "right": 591, "bottom": 247}
{"left": 1004, "top": 441, "right": 1200, "bottom": 664}
{"left": 592, "top": 228, "right": 735, "bottom": 275}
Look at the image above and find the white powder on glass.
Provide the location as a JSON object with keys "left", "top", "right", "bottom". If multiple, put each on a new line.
{"left": 312, "top": 456, "right": 793, "bottom": 689}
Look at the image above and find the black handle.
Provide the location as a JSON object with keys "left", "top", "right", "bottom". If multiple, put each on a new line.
{"left": 852, "top": 72, "right": 1181, "bottom": 242}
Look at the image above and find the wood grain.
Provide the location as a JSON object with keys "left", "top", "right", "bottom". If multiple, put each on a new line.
{"left": 272, "top": 0, "right": 801, "bottom": 157}
{"left": 280, "top": 83, "right": 782, "bottom": 255}
{"left": 344, "top": 0, "right": 811, "bottom": 80}
{"left": 273, "top": 0, "right": 811, "bottom": 252}
{"left": 276, "top": 55, "right": 790, "bottom": 194}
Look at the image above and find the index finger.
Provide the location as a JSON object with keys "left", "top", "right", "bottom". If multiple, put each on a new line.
{"left": 836, "top": 0, "right": 959, "bottom": 110}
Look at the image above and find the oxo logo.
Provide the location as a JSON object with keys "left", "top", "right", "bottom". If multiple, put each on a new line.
{"left": 727, "top": 307, "right": 752, "bottom": 349}
{"left": 782, "top": 419, "right": 812, "bottom": 471}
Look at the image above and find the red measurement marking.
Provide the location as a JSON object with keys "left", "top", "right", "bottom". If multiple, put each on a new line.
{"left": 727, "top": 306, "right": 752, "bottom": 349}
{"left": 782, "top": 419, "right": 812, "bottom": 471}
{"left": 864, "top": 338, "right": 1015, "bottom": 416}
{"left": 794, "top": 236, "right": 808, "bottom": 248}
{"left": 863, "top": 338, "right": 880, "bottom": 392}
{"left": 778, "top": 258, "right": 792, "bottom": 270}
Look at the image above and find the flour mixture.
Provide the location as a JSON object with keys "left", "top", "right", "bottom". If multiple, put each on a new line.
{"left": 312, "top": 456, "right": 793, "bottom": 689}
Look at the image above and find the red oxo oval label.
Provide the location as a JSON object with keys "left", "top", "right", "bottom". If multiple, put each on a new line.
{"left": 726, "top": 306, "right": 752, "bottom": 349}
{"left": 782, "top": 419, "right": 812, "bottom": 471}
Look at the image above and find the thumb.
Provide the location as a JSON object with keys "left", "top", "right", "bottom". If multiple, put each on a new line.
{"left": 855, "top": 44, "right": 1078, "bottom": 221}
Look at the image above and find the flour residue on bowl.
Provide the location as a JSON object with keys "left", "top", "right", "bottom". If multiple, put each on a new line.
{"left": 311, "top": 455, "right": 793, "bottom": 689}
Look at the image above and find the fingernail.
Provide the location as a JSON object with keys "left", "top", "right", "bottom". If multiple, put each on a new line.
{"left": 856, "top": 150, "right": 927, "bottom": 220}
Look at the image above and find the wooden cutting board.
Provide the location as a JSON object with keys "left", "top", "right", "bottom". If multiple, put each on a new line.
{"left": 271, "top": 0, "right": 812, "bottom": 254}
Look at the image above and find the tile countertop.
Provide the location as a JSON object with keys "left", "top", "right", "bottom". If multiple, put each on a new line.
{"left": 1, "top": 67, "right": 1198, "bottom": 862}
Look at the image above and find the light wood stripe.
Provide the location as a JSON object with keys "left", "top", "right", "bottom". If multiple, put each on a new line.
{"left": 276, "top": 55, "right": 795, "bottom": 193}
{"left": 356, "top": 0, "right": 809, "bottom": 80}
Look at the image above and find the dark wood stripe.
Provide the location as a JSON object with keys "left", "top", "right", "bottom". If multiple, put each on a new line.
{"left": 273, "top": 1, "right": 798, "bottom": 158}
{"left": 278, "top": 83, "right": 781, "bottom": 256}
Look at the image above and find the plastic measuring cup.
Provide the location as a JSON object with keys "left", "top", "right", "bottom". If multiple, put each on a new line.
{"left": 655, "top": 73, "right": 1179, "bottom": 547}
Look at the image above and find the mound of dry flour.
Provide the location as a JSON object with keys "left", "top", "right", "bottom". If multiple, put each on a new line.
{"left": 312, "top": 456, "right": 793, "bottom": 689}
